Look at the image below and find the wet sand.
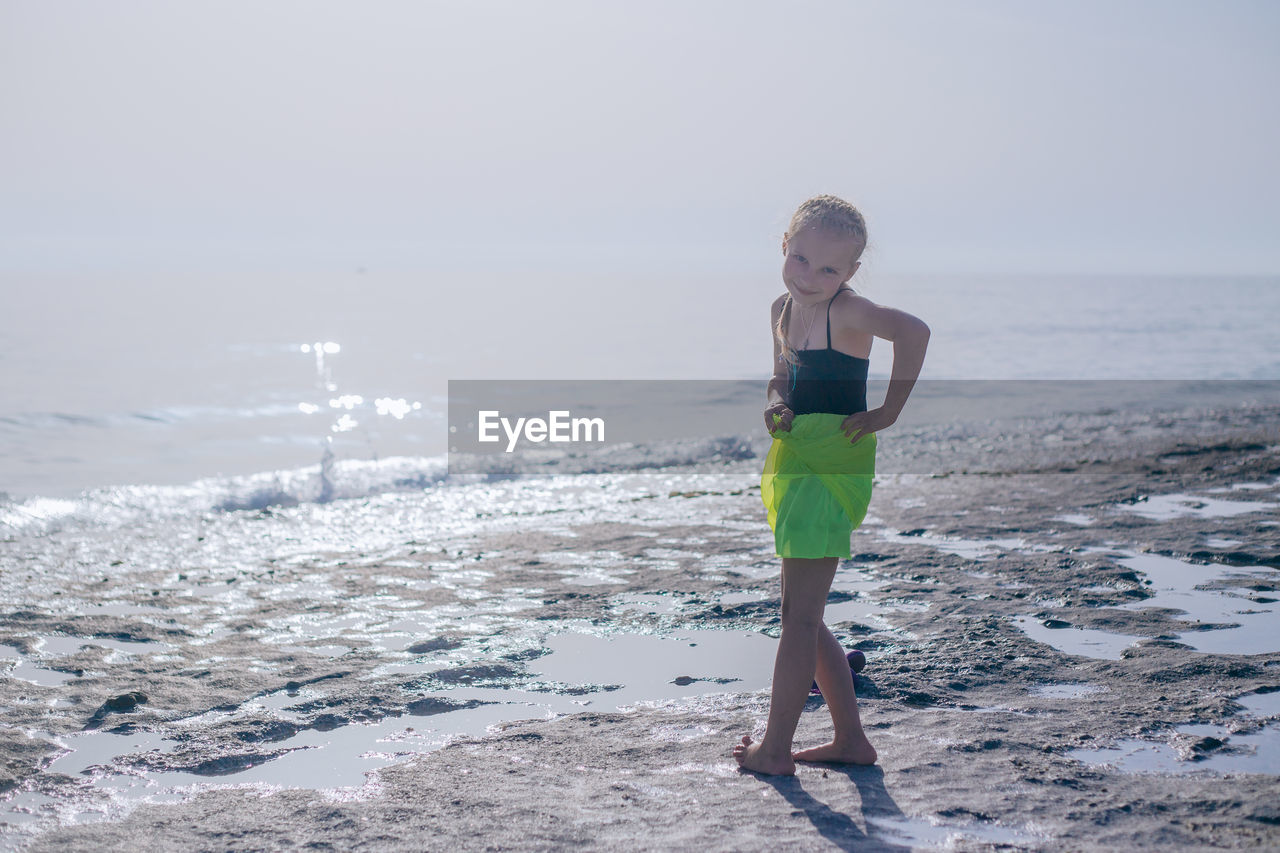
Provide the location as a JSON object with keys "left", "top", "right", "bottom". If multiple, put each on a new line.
{"left": 2, "top": 398, "right": 1279, "bottom": 850}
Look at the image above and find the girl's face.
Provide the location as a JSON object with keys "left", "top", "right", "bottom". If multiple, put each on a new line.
{"left": 781, "top": 227, "right": 861, "bottom": 306}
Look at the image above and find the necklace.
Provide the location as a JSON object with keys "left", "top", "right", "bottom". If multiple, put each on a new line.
{"left": 789, "top": 294, "right": 821, "bottom": 351}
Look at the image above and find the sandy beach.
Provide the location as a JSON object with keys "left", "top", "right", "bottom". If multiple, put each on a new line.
{"left": 2, "top": 391, "right": 1279, "bottom": 851}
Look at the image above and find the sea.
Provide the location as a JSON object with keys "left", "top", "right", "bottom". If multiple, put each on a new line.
{"left": 3, "top": 270, "right": 1277, "bottom": 508}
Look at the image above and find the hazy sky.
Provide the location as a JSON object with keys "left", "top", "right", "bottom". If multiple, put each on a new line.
{"left": 3, "top": 0, "right": 1277, "bottom": 274}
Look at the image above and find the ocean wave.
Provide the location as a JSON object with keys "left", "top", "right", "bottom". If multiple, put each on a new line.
{"left": 0, "top": 433, "right": 764, "bottom": 537}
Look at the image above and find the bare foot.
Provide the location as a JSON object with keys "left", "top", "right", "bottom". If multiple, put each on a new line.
{"left": 792, "top": 737, "right": 877, "bottom": 766}
{"left": 732, "top": 735, "right": 796, "bottom": 776}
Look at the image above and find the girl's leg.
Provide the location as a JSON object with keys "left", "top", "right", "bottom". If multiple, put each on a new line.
{"left": 777, "top": 569, "right": 871, "bottom": 744}
{"left": 779, "top": 568, "right": 877, "bottom": 763}
{"left": 793, "top": 621, "right": 877, "bottom": 764}
{"left": 733, "top": 556, "right": 837, "bottom": 775}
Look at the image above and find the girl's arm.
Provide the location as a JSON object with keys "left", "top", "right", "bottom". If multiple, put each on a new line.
{"left": 765, "top": 294, "right": 794, "bottom": 432}
{"left": 835, "top": 293, "right": 930, "bottom": 426}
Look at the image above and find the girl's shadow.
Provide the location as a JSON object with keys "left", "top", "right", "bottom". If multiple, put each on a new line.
{"left": 759, "top": 764, "right": 912, "bottom": 852}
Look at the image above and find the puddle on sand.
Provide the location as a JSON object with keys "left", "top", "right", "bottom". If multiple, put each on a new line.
{"left": 1236, "top": 691, "right": 1280, "bottom": 718}
{"left": 79, "top": 602, "right": 159, "bottom": 617}
{"left": 4, "top": 700, "right": 540, "bottom": 831}
{"left": 1, "top": 635, "right": 174, "bottom": 687}
{"left": 1071, "top": 721, "right": 1280, "bottom": 776}
{"left": 1032, "top": 683, "right": 1107, "bottom": 699}
{"left": 867, "top": 813, "right": 1048, "bottom": 850}
{"left": 1072, "top": 688, "right": 1280, "bottom": 777}
{"left": 33, "top": 635, "right": 175, "bottom": 660}
{"left": 0, "top": 645, "right": 77, "bottom": 687}
{"left": 1106, "top": 550, "right": 1279, "bottom": 655}
{"left": 1052, "top": 514, "right": 1095, "bottom": 526}
{"left": 880, "top": 529, "right": 1062, "bottom": 561}
{"left": 939, "top": 704, "right": 1035, "bottom": 718}
{"left": 1111, "top": 491, "right": 1279, "bottom": 521}
{"left": 560, "top": 568, "right": 637, "bottom": 586}
{"left": 1012, "top": 616, "right": 1142, "bottom": 661}
{"left": 609, "top": 592, "right": 686, "bottom": 615}
{"left": 1205, "top": 480, "right": 1280, "bottom": 494}
{"left": 1015, "top": 547, "right": 1279, "bottom": 659}
{"left": 824, "top": 573, "right": 922, "bottom": 630}
{"left": 532, "top": 629, "right": 776, "bottom": 708}
{"left": 0, "top": 628, "right": 781, "bottom": 836}
{"left": 716, "top": 591, "right": 769, "bottom": 607}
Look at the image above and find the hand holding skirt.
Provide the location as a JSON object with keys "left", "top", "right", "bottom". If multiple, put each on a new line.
{"left": 761, "top": 412, "right": 877, "bottom": 559}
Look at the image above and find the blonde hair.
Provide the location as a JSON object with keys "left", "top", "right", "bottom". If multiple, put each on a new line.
{"left": 775, "top": 195, "right": 868, "bottom": 367}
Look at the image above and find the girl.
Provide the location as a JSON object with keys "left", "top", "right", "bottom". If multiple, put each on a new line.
{"left": 733, "top": 195, "right": 930, "bottom": 776}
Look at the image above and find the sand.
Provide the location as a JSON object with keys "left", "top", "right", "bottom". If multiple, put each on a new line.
{"left": 2, "top": 397, "right": 1279, "bottom": 851}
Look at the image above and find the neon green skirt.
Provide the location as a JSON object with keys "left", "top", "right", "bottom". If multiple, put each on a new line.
{"left": 761, "top": 413, "right": 877, "bottom": 559}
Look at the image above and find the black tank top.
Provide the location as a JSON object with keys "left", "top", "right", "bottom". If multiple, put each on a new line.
{"left": 786, "top": 290, "right": 869, "bottom": 417}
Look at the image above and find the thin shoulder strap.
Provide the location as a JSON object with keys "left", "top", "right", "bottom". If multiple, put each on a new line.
{"left": 826, "top": 287, "right": 852, "bottom": 349}
{"left": 825, "top": 291, "right": 836, "bottom": 350}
